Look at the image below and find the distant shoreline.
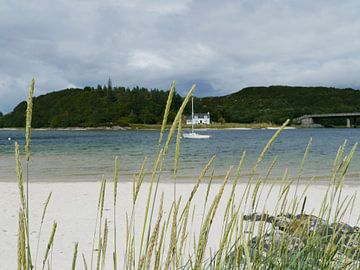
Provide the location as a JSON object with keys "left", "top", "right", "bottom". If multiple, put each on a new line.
{"left": 2, "top": 124, "right": 358, "bottom": 131}
{"left": 0, "top": 123, "right": 298, "bottom": 131}
{"left": 0, "top": 126, "right": 131, "bottom": 131}
{"left": 0, "top": 126, "right": 296, "bottom": 131}
{"left": 1, "top": 123, "right": 357, "bottom": 131}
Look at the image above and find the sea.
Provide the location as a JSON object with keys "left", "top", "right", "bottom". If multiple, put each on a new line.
{"left": 0, "top": 128, "right": 360, "bottom": 184}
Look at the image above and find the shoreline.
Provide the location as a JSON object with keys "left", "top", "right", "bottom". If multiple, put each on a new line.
{"left": 1, "top": 172, "right": 360, "bottom": 184}
{"left": 0, "top": 126, "right": 300, "bottom": 131}
{"left": 0, "top": 122, "right": 298, "bottom": 131}
{"left": 2, "top": 125, "right": 358, "bottom": 131}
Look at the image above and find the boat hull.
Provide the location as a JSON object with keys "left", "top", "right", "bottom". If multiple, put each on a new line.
{"left": 183, "top": 132, "right": 211, "bottom": 139}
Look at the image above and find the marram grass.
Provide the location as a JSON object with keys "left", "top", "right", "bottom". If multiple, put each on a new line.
{"left": 13, "top": 80, "right": 360, "bottom": 269}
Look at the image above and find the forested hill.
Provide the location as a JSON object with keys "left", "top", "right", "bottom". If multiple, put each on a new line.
{"left": 1, "top": 85, "right": 360, "bottom": 127}
{"left": 196, "top": 86, "right": 360, "bottom": 124}
{"left": 0, "top": 86, "right": 184, "bottom": 128}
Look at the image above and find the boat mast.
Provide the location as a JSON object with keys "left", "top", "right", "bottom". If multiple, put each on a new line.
{"left": 191, "top": 97, "right": 194, "bottom": 133}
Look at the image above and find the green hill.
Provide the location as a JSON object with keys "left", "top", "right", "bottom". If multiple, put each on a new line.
{"left": 196, "top": 86, "right": 360, "bottom": 124}
{"left": 0, "top": 86, "right": 183, "bottom": 128}
{"left": 1, "top": 85, "right": 360, "bottom": 128}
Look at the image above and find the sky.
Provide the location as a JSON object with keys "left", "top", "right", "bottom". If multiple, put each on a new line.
{"left": 1, "top": 0, "right": 360, "bottom": 112}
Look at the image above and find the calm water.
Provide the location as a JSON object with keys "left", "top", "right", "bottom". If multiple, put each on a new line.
{"left": 0, "top": 128, "right": 360, "bottom": 183}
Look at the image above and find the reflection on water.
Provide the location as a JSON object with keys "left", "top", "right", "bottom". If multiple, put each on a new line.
{"left": 0, "top": 128, "right": 359, "bottom": 183}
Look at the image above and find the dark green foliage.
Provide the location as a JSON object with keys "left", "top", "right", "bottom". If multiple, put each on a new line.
{"left": 107, "top": 77, "right": 112, "bottom": 90}
{"left": 0, "top": 111, "right": 3, "bottom": 128}
{"left": 2, "top": 87, "right": 183, "bottom": 128}
{"left": 2, "top": 85, "right": 360, "bottom": 127}
{"left": 196, "top": 86, "right": 360, "bottom": 124}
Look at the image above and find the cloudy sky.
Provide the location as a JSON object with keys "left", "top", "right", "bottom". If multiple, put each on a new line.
{"left": 1, "top": 0, "right": 360, "bottom": 112}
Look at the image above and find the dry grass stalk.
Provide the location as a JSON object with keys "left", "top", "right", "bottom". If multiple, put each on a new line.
{"left": 82, "top": 253, "right": 88, "bottom": 270}
{"left": 177, "top": 203, "right": 190, "bottom": 267}
{"left": 139, "top": 193, "right": 164, "bottom": 270}
{"left": 214, "top": 210, "right": 238, "bottom": 270}
{"left": 95, "top": 177, "right": 107, "bottom": 270}
{"left": 35, "top": 192, "right": 52, "bottom": 269}
{"left": 96, "top": 237, "right": 102, "bottom": 270}
{"left": 71, "top": 242, "right": 78, "bottom": 270}
{"left": 154, "top": 221, "right": 166, "bottom": 270}
{"left": 113, "top": 156, "right": 119, "bottom": 207}
{"left": 137, "top": 149, "right": 163, "bottom": 260}
{"left": 143, "top": 84, "right": 196, "bottom": 266}
{"left": 194, "top": 166, "right": 233, "bottom": 269}
{"left": 158, "top": 81, "right": 175, "bottom": 145}
{"left": 242, "top": 235, "right": 252, "bottom": 270}
{"left": 223, "top": 151, "right": 246, "bottom": 221}
{"left": 200, "top": 167, "right": 215, "bottom": 229}
{"left": 251, "top": 119, "right": 290, "bottom": 176}
{"left": 90, "top": 176, "right": 106, "bottom": 270}
{"left": 163, "top": 84, "right": 195, "bottom": 156}
{"left": 25, "top": 78, "right": 35, "bottom": 162}
{"left": 164, "top": 197, "right": 182, "bottom": 269}
{"left": 101, "top": 219, "right": 108, "bottom": 270}
{"left": 99, "top": 176, "right": 107, "bottom": 221}
{"left": 174, "top": 117, "right": 182, "bottom": 179}
{"left": 186, "top": 155, "right": 216, "bottom": 207}
{"left": 42, "top": 222, "right": 57, "bottom": 270}
{"left": 113, "top": 156, "right": 119, "bottom": 270}
{"left": 134, "top": 157, "right": 147, "bottom": 203}
{"left": 15, "top": 142, "right": 26, "bottom": 212}
{"left": 18, "top": 209, "right": 26, "bottom": 270}
{"left": 24, "top": 81, "right": 35, "bottom": 270}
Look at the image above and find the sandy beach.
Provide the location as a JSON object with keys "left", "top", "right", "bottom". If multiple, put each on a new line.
{"left": 1, "top": 180, "right": 359, "bottom": 269}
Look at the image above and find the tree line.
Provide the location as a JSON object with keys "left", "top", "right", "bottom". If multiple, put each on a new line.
{"left": 1, "top": 85, "right": 360, "bottom": 127}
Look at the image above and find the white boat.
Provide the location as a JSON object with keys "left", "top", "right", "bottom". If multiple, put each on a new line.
{"left": 266, "top": 127, "right": 296, "bottom": 130}
{"left": 183, "top": 97, "right": 211, "bottom": 139}
{"left": 225, "top": 127, "right": 252, "bottom": 130}
{"left": 183, "top": 132, "right": 211, "bottom": 139}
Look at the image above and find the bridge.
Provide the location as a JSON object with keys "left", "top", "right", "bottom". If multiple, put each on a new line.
{"left": 293, "top": 112, "right": 360, "bottom": 128}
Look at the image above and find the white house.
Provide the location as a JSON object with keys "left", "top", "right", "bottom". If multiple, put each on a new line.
{"left": 186, "top": 112, "right": 210, "bottom": 125}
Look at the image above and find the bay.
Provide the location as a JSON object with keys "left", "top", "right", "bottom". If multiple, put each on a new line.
{"left": 0, "top": 128, "right": 359, "bottom": 183}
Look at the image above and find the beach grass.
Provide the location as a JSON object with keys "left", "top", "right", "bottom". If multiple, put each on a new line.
{"left": 14, "top": 80, "right": 359, "bottom": 269}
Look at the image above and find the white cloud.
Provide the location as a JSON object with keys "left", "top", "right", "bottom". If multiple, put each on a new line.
{"left": 119, "top": 0, "right": 192, "bottom": 15}
{"left": 128, "top": 51, "right": 172, "bottom": 70}
{"left": 1, "top": 0, "right": 360, "bottom": 112}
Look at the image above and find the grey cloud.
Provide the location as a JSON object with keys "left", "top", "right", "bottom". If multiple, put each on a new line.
{"left": 1, "top": 0, "right": 360, "bottom": 112}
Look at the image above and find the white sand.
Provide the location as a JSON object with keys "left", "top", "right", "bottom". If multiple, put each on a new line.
{"left": 0, "top": 181, "right": 359, "bottom": 269}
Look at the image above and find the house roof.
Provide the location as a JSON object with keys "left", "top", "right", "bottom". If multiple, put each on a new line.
{"left": 186, "top": 112, "right": 210, "bottom": 120}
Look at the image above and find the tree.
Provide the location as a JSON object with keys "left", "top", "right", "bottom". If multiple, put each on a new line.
{"left": 3, "top": 85, "right": 360, "bottom": 127}
{"left": 108, "top": 77, "right": 112, "bottom": 90}
{"left": 218, "top": 116, "right": 225, "bottom": 124}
